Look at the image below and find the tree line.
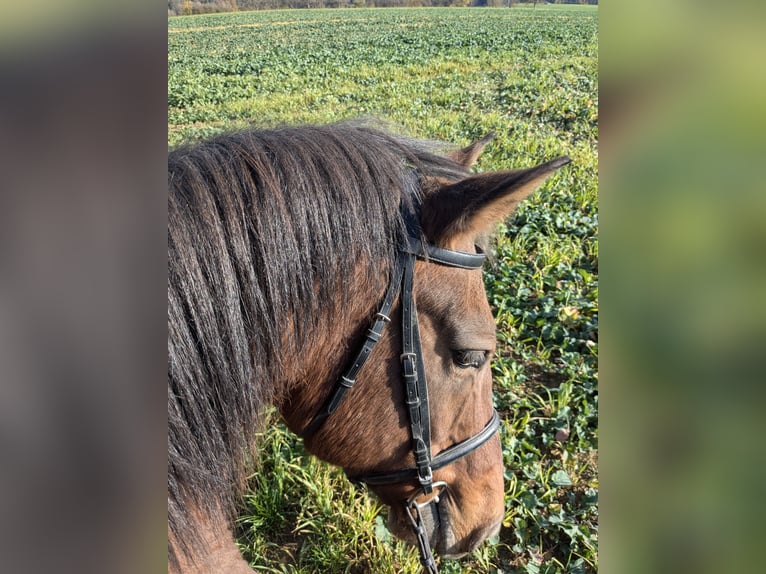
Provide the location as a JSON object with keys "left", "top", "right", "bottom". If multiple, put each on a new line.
{"left": 169, "top": 0, "right": 597, "bottom": 16}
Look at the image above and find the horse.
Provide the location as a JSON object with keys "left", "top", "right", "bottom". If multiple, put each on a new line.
{"left": 168, "top": 122, "right": 569, "bottom": 573}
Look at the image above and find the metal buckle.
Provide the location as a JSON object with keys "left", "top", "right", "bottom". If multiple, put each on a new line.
{"left": 407, "top": 481, "right": 447, "bottom": 511}
{"left": 417, "top": 465, "right": 433, "bottom": 488}
{"left": 339, "top": 375, "right": 355, "bottom": 388}
{"left": 375, "top": 312, "right": 391, "bottom": 323}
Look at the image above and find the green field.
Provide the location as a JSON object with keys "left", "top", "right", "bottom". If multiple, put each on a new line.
{"left": 169, "top": 6, "right": 598, "bottom": 573}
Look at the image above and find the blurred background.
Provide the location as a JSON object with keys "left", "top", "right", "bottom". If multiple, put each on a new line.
{"left": 1, "top": 0, "right": 764, "bottom": 572}
{"left": 600, "top": 1, "right": 766, "bottom": 572}
{"left": 0, "top": 3, "right": 166, "bottom": 573}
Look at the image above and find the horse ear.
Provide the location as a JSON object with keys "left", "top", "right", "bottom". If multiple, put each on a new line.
{"left": 447, "top": 132, "right": 496, "bottom": 168}
{"left": 421, "top": 156, "right": 571, "bottom": 246}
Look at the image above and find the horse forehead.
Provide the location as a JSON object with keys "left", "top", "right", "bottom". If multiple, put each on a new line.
{"left": 417, "top": 263, "right": 490, "bottom": 317}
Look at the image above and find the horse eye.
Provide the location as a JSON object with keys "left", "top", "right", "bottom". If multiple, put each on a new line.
{"left": 453, "top": 350, "right": 488, "bottom": 369}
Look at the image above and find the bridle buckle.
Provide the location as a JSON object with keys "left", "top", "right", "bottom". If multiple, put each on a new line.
{"left": 417, "top": 466, "right": 433, "bottom": 488}
{"left": 407, "top": 481, "right": 448, "bottom": 510}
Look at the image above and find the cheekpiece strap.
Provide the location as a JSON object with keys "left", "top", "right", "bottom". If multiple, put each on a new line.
{"left": 400, "top": 250, "right": 434, "bottom": 493}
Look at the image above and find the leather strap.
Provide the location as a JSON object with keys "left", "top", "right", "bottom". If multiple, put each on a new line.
{"left": 400, "top": 250, "right": 434, "bottom": 493}
{"left": 405, "top": 482, "right": 447, "bottom": 574}
{"left": 351, "top": 410, "right": 501, "bottom": 487}
{"left": 406, "top": 236, "right": 486, "bottom": 270}
{"left": 300, "top": 253, "right": 405, "bottom": 439}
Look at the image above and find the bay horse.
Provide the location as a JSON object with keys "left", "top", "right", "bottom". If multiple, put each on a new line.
{"left": 168, "top": 123, "right": 569, "bottom": 573}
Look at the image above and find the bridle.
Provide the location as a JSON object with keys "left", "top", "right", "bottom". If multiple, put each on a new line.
{"left": 300, "top": 203, "right": 501, "bottom": 573}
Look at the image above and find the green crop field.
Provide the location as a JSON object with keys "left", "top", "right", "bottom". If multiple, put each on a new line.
{"left": 169, "top": 6, "right": 598, "bottom": 573}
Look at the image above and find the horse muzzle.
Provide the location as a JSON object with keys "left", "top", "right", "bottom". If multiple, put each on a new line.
{"left": 387, "top": 485, "right": 503, "bottom": 560}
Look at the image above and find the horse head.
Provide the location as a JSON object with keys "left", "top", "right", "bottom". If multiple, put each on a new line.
{"left": 281, "top": 133, "right": 569, "bottom": 564}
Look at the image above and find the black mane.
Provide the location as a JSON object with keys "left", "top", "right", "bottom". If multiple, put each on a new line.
{"left": 167, "top": 123, "right": 467, "bottom": 566}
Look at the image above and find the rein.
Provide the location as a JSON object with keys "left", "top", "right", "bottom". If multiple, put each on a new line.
{"left": 300, "top": 207, "right": 500, "bottom": 573}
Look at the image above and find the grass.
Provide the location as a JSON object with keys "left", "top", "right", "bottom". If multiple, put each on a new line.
{"left": 169, "top": 6, "right": 598, "bottom": 572}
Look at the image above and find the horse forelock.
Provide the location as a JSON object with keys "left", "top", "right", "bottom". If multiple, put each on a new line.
{"left": 166, "top": 122, "right": 467, "bottom": 567}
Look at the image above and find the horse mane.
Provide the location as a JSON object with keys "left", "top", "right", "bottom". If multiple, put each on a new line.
{"left": 167, "top": 123, "right": 468, "bottom": 567}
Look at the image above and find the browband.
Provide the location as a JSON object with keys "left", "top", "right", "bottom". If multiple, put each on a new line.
{"left": 406, "top": 236, "right": 486, "bottom": 270}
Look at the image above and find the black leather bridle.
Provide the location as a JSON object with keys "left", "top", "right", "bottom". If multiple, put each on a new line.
{"left": 300, "top": 205, "right": 501, "bottom": 573}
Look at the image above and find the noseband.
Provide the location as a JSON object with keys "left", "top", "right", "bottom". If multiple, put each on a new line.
{"left": 300, "top": 208, "right": 501, "bottom": 573}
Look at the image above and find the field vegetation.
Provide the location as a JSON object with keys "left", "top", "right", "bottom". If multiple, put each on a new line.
{"left": 169, "top": 6, "right": 598, "bottom": 573}
{"left": 168, "top": 1, "right": 598, "bottom": 18}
